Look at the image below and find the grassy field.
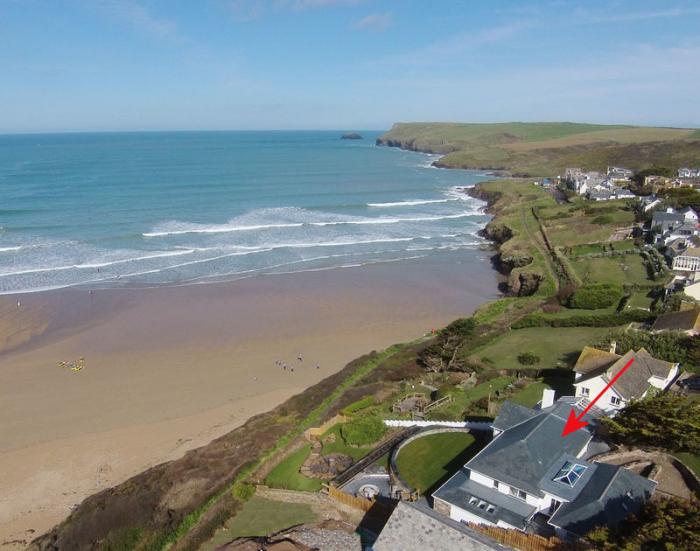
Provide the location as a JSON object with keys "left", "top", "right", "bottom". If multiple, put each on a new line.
{"left": 569, "top": 254, "right": 651, "bottom": 287}
{"left": 395, "top": 432, "right": 484, "bottom": 494}
{"left": 319, "top": 424, "right": 374, "bottom": 461}
{"left": 202, "top": 497, "right": 316, "bottom": 549}
{"left": 378, "top": 122, "right": 700, "bottom": 176}
{"left": 468, "top": 326, "right": 610, "bottom": 371}
{"left": 264, "top": 445, "right": 323, "bottom": 492}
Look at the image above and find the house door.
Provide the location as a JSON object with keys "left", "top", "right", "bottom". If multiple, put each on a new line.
{"left": 550, "top": 500, "right": 562, "bottom": 515}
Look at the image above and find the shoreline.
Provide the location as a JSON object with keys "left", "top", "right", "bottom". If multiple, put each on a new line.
{"left": 1, "top": 250, "right": 499, "bottom": 548}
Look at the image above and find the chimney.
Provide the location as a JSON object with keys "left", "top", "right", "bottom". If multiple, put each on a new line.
{"left": 541, "top": 388, "right": 556, "bottom": 409}
{"left": 610, "top": 340, "right": 617, "bottom": 354}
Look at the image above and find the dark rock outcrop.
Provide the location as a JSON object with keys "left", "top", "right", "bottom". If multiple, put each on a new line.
{"left": 341, "top": 132, "right": 362, "bottom": 140}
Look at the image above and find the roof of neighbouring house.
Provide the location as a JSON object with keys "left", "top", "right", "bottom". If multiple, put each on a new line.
{"left": 573, "top": 346, "right": 620, "bottom": 375}
{"left": 575, "top": 348, "right": 677, "bottom": 400}
{"left": 652, "top": 212, "right": 684, "bottom": 224}
{"left": 678, "top": 247, "right": 700, "bottom": 258}
{"left": 652, "top": 307, "right": 700, "bottom": 333}
{"left": 464, "top": 400, "right": 596, "bottom": 497}
{"left": 548, "top": 462, "right": 656, "bottom": 537}
{"left": 491, "top": 401, "right": 538, "bottom": 432}
{"left": 373, "top": 501, "right": 508, "bottom": 551}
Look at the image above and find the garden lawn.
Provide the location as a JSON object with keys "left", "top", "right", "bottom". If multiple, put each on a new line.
{"left": 510, "top": 381, "right": 550, "bottom": 408}
{"left": 469, "top": 326, "right": 610, "bottom": 371}
{"left": 675, "top": 453, "right": 700, "bottom": 479}
{"left": 202, "top": 497, "right": 316, "bottom": 548}
{"left": 395, "top": 432, "right": 484, "bottom": 494}
{"left": 264, "top": 445, "right": 322, "bottom": 492}
{"left": 570, "top": 254, "right": 651, "bottom": 287}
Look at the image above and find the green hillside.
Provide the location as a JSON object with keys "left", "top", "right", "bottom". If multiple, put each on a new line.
{"left": 376, "top": 122, "right": 700, "bottom": 176}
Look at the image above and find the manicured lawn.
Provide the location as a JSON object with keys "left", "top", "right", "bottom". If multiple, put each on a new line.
{"left": 510, "top": 381, "right": 550, "bottom": 408}
{"left": 567, "top": 239, "right": 637, "bottom": 258}
{"left": 570, "top": 254, "right": 651, "bottom": 287}
{"left": 468, "top": 326, "right": 610, "bottom": 371}
{"left": 625, "top": 291, "right": 656, "bottom": 311}
{"left": 675, "top": 452, "right": 700, "bottom": 478}
{"left": 395, "top": 432, "right": 484, "bottom": 494}
{"left": 264, "top": 445, "right": 323, "bottom": 492}
{"left": 202, "top": 497, "right": 316, "bottom": 549}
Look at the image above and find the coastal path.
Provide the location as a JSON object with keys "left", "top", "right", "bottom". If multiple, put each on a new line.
{"left": 518, "top": 205, "right": 560, "bottom": 294}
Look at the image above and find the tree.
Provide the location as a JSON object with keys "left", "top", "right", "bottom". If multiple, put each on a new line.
{"left": 587, "top": 497, "right": 700, "bottom": 551}
{"left": 601, "top": 393, "right": 700, "bottom": 454}
{"left": 593, "top": 329, "right": 692, "bottom": 366}
{"left": 659, "top": 188, "right": 700, "bottom": 211}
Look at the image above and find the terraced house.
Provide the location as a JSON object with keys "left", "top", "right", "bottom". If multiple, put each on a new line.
{"left": 431, "top": 397, "right": 656, "bottom": 540}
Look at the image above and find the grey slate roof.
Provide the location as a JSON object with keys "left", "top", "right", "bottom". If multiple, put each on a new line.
{"left": 432, "top": 468, "right": 537, "bottom": 529}
{"left": 548, "top": 463, "right": 656, "bottom": 537}
{"left": 465, "top": 401, "right": 595, "bottom": 498}
{"left": 492, "top": 401, "right": 538, "bottom": 432}
{"left": 373, "top": 501, "right": 509, "bottom": 551}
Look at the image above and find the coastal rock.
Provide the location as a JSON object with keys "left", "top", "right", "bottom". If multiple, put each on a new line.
{"left": 510, "top": 272, "right": 543, "bottom": 297}
{"left": 341, "top": 132, "right": 362, "bottom": 140}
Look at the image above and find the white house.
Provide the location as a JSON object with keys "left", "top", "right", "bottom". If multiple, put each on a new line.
{"left": 572, "top": 347, "right": 679, "bottom": 413}
{"left": 678, "top": 168, "right": 700, "bottom": 179}
{"left": 431, "top": 396, "right": 656, "bottom": 540}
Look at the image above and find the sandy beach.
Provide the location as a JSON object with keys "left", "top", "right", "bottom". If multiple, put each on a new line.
{"left": 0, "top": 251, "right": 498, "bottom": 547}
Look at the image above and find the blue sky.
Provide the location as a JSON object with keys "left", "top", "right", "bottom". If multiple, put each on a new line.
{"left": 1, "top": 0, "right": 699, "bottom": 132}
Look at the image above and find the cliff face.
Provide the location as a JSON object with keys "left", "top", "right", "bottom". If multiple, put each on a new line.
{"left": 469, "top": 185, "right": 542, "bottom": 297}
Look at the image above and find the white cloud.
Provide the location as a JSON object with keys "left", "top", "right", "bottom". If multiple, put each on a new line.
{"left": 94, "top": 0, "right": 179, "bottom": 39}
{"left": 353, "top": 12, "right": 392, "bottom": 31}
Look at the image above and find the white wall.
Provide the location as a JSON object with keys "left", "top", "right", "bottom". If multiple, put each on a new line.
{"left": 574, "top": 376, "right": 625, "bottom": 413}
{"left": 449, "top": 504, "right": 520, "bottom": 531}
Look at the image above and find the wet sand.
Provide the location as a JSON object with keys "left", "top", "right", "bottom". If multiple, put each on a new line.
{"left": 0, "top": 251, "right": 498, "bottom": 546}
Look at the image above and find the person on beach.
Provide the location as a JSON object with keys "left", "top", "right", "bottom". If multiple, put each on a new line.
{"left": 297, "top": 354, "right": 303, "bottom": 362}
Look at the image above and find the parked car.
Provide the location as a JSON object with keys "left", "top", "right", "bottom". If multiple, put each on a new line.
{"left": 678, "top": 377, "right": 700, "bottom": 391}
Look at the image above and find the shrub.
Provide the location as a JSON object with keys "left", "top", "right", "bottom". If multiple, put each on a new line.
{"left": 517, "top": 353, "right": 540, "bottom": 365}
{"left": 567, "top": 284, "right": 623, "bottom": 310}
{"left": 341, "top": 396, "right": 375, "bottom": 415}
{"left": 340, "top": 415, "right": 387, "bottom": 446}
{"left": 592, "top": 214, "right": 613, "bottom": 225}
{"left": 231, "top": 482, "right": 255, "bottom": 502}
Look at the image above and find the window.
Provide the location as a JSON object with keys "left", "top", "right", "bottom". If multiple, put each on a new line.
{"left": 469, "top": 496, "right": 478, "bottom": 506}
{"left": 510, "top": 487, "right": 527, "bottom": 501}
{"left": 580, "top": 387, "right": 590, "bottom": 397}
{"left": 493, "top": 480, "right": 499, "bottom": 489}
{"left": 553, "top": 461, "right": 587, "bottom": 487}
{"left": 486, "top": 505, "right": 496, "bottom": 513}
{"left": 610, "top": 396, "right": 621, "bottom": 406}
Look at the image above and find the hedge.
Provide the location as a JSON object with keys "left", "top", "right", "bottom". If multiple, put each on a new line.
{"left": 341, "top": 396, "right": 376, "bottom": 415}
{"left": 512, "top": 309, "right": 653, "bottom": 329}
{"left": 567, "top": 283, "right": 623, "bottom": 310}
{"left": 341, "top": 415, "right": 387, "bottom": 446}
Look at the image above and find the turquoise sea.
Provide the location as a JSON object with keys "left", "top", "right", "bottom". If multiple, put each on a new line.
{"left": 0, "top": 131, "right": 489, "bottom": 295}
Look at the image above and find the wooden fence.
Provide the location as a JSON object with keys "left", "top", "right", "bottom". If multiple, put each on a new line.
{"left": 325, "top": 484, "right": 391, "bottom": 513}
{"left": 465, "top": 522, "right": 569, "bottom": 551}
{"left": 304, "top": 414, "right": 348, "bottom": 440}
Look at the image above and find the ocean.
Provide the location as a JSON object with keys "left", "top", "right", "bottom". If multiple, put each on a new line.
{"left": 0, "top": 131, "right": 490, "bottom": 295}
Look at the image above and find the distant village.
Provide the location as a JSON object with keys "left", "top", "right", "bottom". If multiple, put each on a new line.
{"left": 537, "top": 166, "right": 700, "bottom": 302}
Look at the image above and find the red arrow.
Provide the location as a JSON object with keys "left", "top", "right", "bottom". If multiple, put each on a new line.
{"left": 561, "top": 357, "right": 635, "bottom": 437}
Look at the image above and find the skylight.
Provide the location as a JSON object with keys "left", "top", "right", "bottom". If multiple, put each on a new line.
{"left": 553, "top": 461, "right": 587, "bottom": 487}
